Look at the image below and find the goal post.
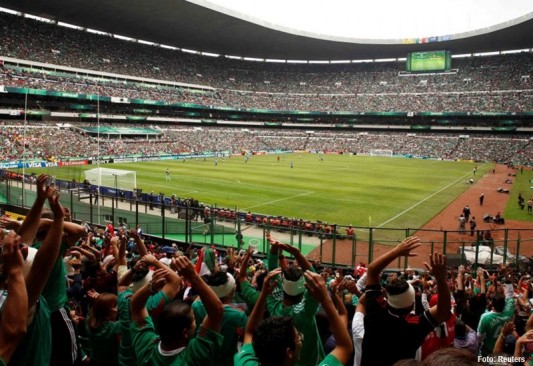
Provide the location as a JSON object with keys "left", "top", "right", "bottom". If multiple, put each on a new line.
{"left": 369, "top": 149, "right": 393, "bottom": 157}
{"left": 84, "top": 168, "right": 137, "bottom": 191}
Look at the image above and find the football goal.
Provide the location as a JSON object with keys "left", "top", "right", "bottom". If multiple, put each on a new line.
{"left": 369, "top": 149, "right": 393, "bottom": 157}
{"left": 84, "top": 168, "right": 136, "bottom": 191}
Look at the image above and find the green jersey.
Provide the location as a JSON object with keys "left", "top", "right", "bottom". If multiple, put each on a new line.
{"left": 239, "top": 281, "right": 259, "bottom": 310}
{"left": 131, "top": 316, "right": 223, "bottom": 366}
{"left": 117, "top": 289, "right": 172, "bottom": 366}
{"left": 234, "top": 343, "right": 343, "bottom": 366}
{"left": 192, "top": 301, "right": 247, "bottom": 366}
{"left": 478, "top": 297, "right": 515, "bottom": 354}
{"left": 9, "top": 297, "right": 51, "bottom": 366}
{"left": 33, "top": 241, "right": 69, "bottom": 312}
{"left": 266, "top": 252, "right": 324, "bottom": 366}
{"left": 234, "top": 343, "right": 259, "bottom": 366}
{"left": 117, "top": 289, "right": 136, "bottom": 366}
{"left": 85, "top": 319, "right": 121, "bottom": 366}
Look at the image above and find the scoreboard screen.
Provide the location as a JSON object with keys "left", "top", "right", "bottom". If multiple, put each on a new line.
{"left": 406, "top": 51, "right": 451, "bottom": 72}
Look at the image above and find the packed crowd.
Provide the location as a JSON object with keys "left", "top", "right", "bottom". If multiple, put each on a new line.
{"left": 2, "top": 178, "right": 533, "bottom": 365}
{"left": 0, "top": 12, "right": 532, "bottom": 113}
{"left": 1, "top": 63, "right": 532, "bottom": 113}
{"left": 1, "top": 122, "right": 531, "bottom": 166}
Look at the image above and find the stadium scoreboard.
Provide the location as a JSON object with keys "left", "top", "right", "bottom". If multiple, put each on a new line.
{"left": 406, "top": 50, "right": 451, "bottom": 72}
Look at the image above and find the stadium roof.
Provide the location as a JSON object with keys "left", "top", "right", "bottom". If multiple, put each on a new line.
{"left": 1, "top": 0, "right": 532, "bottom": 60}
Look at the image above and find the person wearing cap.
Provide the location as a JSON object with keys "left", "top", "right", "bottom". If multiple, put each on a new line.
{"left": 265, "top": 236, "right": 325, "bottom": 366}
{"left": 193, "top": 271, "right": 248, "bottom": 366}
{"left": 158, "top": 246, "right": 176, "bottom": 267}
{"left": 360, "top": 236, "right": 451, "bottom": 366}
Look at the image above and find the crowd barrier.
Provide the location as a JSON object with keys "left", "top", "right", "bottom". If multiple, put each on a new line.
{"left": 1, "top": 175, "right": 532, "bottom": 270}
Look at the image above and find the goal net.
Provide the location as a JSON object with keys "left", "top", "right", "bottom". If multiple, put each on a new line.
{"left": 84, "top": 168, "right": 136, "bottom": 191}
{"left": 369, "top": 149, "right": 393, "bottom": 157}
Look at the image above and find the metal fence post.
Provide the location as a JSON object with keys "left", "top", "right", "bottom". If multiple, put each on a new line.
{"left": 474, "top": 241, "right": 479, "bottom": 268}
{"left": 332, "top": 225, "right": 337, "bottom": 266}
{"left": 516, "top": 233, "right": 521, "bottom": 270}
{"left": 503, "top": 228, "right": 509, "bottom": 265}
{"left": 351, "top": 235, "right": 356, "bottom": 268}
{"left": 368, "top": 228, "right": 374, "bottom": 263}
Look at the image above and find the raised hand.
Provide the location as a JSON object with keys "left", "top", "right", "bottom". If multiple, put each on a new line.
{"left": 476, "top": 266, "right": 485, "bottom": 279}
{"left": 0, "top": 217, "right": 21, "bottom": 231}
{"left": 261, "top": 268, "right": 281, "bottom": 295}
{"left": 0, "top": 231, "right": 24, "bottom": 277}
{"left": 149, "top": 268, "right": 168, "bottom": 294}
{"left": 424, "top": 252, "right": 447, "bottom": 280}
{"left": 141, "top": 254, "right": 158, "bottom": 266}
{"left": 394, "top": 236, "right": 421, "bottom": 257}
{"left": 238, "top": 247, "right": 253, "bottom": 282}
{"left": 304, "top": 270, "right": 329, "bottom": 303}
{"left": 172, "top": 255, "right": 196, "bottom": 279}
{"left": 36, "top": 174, "right": 50, "bottom": 201}
{"left": 47, "top": 186, "right": 64, "bottom": 219}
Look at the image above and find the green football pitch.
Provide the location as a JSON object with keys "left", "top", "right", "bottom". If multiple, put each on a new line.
{"left": 25, "top": 154, "right": 488, "bottom": 229}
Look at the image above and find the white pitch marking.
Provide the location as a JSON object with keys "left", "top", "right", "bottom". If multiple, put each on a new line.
{"left": 376, "top": 169, "right": 482, "bottom": 228}
{"left": 243, "top": 191, "right": 314, "bottom": 210}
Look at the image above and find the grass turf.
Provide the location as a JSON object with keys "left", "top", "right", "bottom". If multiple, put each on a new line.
{"left": 24, "top": 153, "right": 489, "bottom": 229}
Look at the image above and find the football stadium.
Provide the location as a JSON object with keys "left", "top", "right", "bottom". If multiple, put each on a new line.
{"left": 0, "top": 1, "right": 533, "bottom": 365}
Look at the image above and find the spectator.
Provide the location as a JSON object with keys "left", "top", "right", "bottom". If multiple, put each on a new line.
{"left": 0, "top": 230, "right": 28, "bottom": 364}
{"left": 361, "top": 237, "right": 451, "bottom": 366}
{"left": 265, "top": 235, "right": 325, "bottom": 366}
{"left": 235, "top": 268, "right": 353, "bottom": 366}
{"left": 193, "top": 271, "right": 247, "bottom": 366}
{"left": 453, "top": 318, "right": 479, "bottom": 354}
{"left": 477, "top": 281, "right": 516, "bottom": 356}
{"left": 130, "top": 255, "right": 224, "bottom": 365}
{"left": 85, "top": 293, "right": 120, "bottom": 366}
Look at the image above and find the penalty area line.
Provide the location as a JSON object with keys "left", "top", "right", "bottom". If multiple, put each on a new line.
{"left": 376, "top": 171, "right": 476, "bottom": 228}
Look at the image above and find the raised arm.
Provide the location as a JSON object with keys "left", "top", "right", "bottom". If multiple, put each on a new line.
{"left": 173, "top": 255, "right": 223, "bottom": 332}
{"left": 82, "top": 234, "right": 101, "bottom": 258}
{"left": 304, "top": 270, "right": 353, "bottom": 365}
{"left": 425, "top": 253, "right": 451, "bottom": 324}
{"left": 61, "top": 221, "right": 87, "bottom": 247}
{"left": 243, "top": 269, "right": 281, "bottom": 344}
{"left": 366, "top": 236, "right": 420, "bottom": 286}
{"left": 116, "top": 235, "right": 127, "bottom": 267}
{"left": 108, "top": 237, "right": 120, "bottom": 272}
{"left": 280, "top": 243, "right": 313, "bottom": 272}
{"left": 477, "top": 267, "right": 487, "bottom": 294}
{"left": 494, "top": 321, "right": 514, "bottom": 354}
{"left": 71, "top": 245, "right": 96, "bottom": 262}
{"left": 130, "top": 268, "right": 167, "bottom": 325}
{"left": 129, "top": 229, "right": 147, "bottom": 257}
{"left": 142, "top": 255, "right": 181, "bottom": 300}
{"left": 17, "top": 174, "right": 49, "bottom": 244}
{"left": 25, "top": 187, "right": 65, "bottom": 309}
{"left": 0, "top": 231, "right": 28, "bottom": 363}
